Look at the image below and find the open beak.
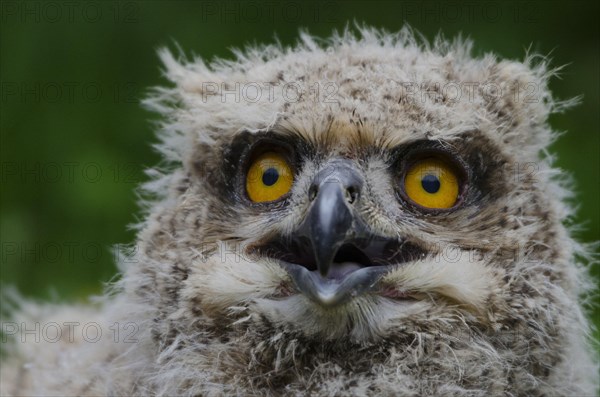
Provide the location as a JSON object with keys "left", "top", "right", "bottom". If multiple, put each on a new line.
{"left": 303, "top": 160, "right": 364, "bottom": 277}
{"left": 255, "top": 159, "right": 424, "bottom": 307}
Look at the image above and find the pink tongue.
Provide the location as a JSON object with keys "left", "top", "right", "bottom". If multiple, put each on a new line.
{"left": 326, "top": 262, "right": 362, "bottom": 280}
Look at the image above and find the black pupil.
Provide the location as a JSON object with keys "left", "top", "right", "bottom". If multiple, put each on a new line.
{"left": 421, "top": 174, "right": 440, "bottom": 193}
{"left": 262, "top": 168, "right": 279, "bottom": 186}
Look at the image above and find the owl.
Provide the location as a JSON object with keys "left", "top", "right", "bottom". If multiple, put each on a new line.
{"left": 1, "top": 27, "right": 598, "bottom": 396}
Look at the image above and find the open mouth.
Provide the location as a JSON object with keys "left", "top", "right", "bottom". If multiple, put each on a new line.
{"left": 254, "top": 236, "right": 426, "bottom": 306}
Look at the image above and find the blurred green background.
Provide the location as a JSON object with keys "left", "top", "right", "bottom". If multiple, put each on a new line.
{"left": 1, "top": 0, "right": 598, "bottom": 345}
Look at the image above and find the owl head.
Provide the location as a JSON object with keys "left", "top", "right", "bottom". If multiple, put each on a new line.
{"left": 125, "top": 27, "right": 597, "bottom": 394}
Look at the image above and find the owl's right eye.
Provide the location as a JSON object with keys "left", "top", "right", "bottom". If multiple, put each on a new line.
{"left": 246, "top": 152, "right": 293, "bottom": 202}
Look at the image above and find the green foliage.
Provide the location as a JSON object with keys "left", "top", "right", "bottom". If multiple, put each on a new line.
{"left": 1, "top": 0, "right": 598, "bottom": 344}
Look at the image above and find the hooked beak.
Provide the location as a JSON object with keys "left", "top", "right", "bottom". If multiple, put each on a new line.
{"left": 304, "top": 164, "right": 361, "bottom": 277}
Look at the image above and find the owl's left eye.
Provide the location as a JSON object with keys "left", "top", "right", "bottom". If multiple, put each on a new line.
{"left": 403, "top": 157, "right": 460, "bottom": 209}
{"left": 246, "top": 152, "right": 293, "bottom": 202}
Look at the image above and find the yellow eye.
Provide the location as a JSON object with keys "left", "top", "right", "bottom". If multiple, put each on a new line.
{"left": 404, "top": 158, "right": 459, "bottom": 209}
{"left": 246, "top": 152, "right": 293, "bottom": 202}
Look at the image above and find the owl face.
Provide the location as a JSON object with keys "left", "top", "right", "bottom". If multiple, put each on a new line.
{"left": 179, "top": 116, "right": 518, "bottom": 341}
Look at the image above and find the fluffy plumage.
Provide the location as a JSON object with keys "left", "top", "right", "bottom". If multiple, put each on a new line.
{"left": 1, "top": 27, "right": 598, "bottom": 396}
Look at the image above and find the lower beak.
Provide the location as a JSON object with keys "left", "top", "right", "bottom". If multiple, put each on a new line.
{"left": 282, "top": 262, "right": 387, "bottom": 307}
